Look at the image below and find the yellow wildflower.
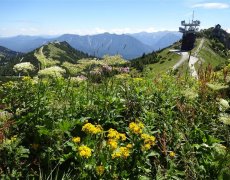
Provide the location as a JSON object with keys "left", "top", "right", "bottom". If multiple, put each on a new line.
{"left": 107, "top": 139, "right": 118, "bottom": 149}
{"left": 126, "top": 143, "right": 133, "bottom": 149}
{"left": 141, "top": 133, "right": 149, "bottom": 139}
{"left": 112, "top": 151, "right": 122, "bottom": 159}
{"left": 107, "top": 128, "right": 120, "bottom": 140}
{"left": 169, "top": 151, "right": 176, "bottom": 158}
{"left": 139, "top": 122, "right": 144, "bottom": 128}
{"left": 129, "top": 122, "right": 144, "bottom": 134}
{"left": 120, "top": 147, "right": 130, "bottom": 158}
{"left": 82, "top": 123, "right": 103, "bottom": 134}
{"left": 119, "top": 133, "right": 126, "bottom": 141}
{"left": 142, "top": 143, "right": 151, "bottom": 151}
{"left": 107, "top": 128, "right": 127, "bottom": 141}
{"left": 96, "top": 165, "right": 105, "bottom": 176}
{"left": 112, "top": 147, "right": 130, "bottom": 159}
{"left": 78, "top": 145, "right": 92, "bottom": 158}
{"left": 72, "top": 137, "right": 81, "bottom": 143}
{"left": 141, "top": 134, "right": 156, "bottom": 146}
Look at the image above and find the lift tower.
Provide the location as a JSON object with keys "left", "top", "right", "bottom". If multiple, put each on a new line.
{"left": 179, "top": 13, "right": 200, "bottom": 51}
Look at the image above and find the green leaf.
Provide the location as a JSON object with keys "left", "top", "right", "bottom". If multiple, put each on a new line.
{"left": 36, "top": 125, "right": 52, "bottom": 136}
{"left": 139, "top": 175, "right": 151, "bottom": 180}
{"left": 147, "top": 151, "right": 160, "bottom": 157}
{"left": 193, "top": 144, "right": 201, "bottom": 149}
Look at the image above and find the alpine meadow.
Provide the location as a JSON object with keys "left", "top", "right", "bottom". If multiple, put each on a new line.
{"left": 0, "top": 0, "right": 230, "bottom": 179}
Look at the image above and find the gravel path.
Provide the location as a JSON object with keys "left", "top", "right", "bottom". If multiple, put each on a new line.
{"left": 172, "top": 38, "right": 204, "bottom": 78}
{"left": 172, "top": 52, "right": 189, "bottom": 70}
{"left": 188, "top": 38, "right": 204, "bottom": 78}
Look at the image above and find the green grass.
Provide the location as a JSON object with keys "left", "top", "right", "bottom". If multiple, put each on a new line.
{"left": 143, "top": 48, "right": 180, "bottom": 77}
{"left": 34, "top": 47, "right": 59, "bottom": 68}
{"left": 195, "top": 38, "right": 227, "bottom": 69}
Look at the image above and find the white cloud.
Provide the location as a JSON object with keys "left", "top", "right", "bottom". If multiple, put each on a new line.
{"left": 192, "top": 3, "right": 229, "bottom": 9}
{"left": 227, "top": 28, "right": 230, "bottom": 33}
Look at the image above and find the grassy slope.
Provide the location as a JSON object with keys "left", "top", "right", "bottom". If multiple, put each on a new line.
{"left": 32, "top": 42, "right": 92, "bottom": 72}
{"left": 34, "top": 46, "right": 59, "bottom": 68}
{"left": 143, "top": 49, "right": 180, "bottom": 77}
{"left": 139, "top": 38, "right": 228, "bottom": 78}
{"left": 195, "top": 38, "right": 227, "bottom": 69}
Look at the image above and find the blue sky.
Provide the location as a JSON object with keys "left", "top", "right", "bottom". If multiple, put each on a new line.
{"left": 0, "top": 0, "right": 230, "bottom": 36}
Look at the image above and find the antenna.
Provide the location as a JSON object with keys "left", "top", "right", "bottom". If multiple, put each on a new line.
{"left": 192, "top": 11, "right": 194, "bottom": 22}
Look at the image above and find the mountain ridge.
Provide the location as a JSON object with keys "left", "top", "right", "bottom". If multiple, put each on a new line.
{"left": 0, "top": 32, "right": 181, "bottom": 59}
{"left": 129, "top": 31, "right": 182, "bottom": 50}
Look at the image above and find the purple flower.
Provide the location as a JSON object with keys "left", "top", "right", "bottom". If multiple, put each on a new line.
{"left": 102, "top": 65, "right": 112, "bottom": 72}
{"left": 119, "top": 67, "right": 130, "bottom": 73}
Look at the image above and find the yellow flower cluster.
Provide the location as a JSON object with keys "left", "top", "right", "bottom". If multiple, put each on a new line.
{"left": 169, "top": 151, "right": 176, "bottom": 158}
{"left": 142, "top": 143, "right": 151, "bottom": 151}
{"left": 111, "top": 146, "right": 130, "bottom": 159}
{"left": 141, "top": 134, "right": 155, "bottom": 145}
{"left": 111, "top": 151, "right": 121, "bottom": 159}
{"left": 120, "top": 147, "right": 130, "bottom": 158}
{"left": 78, "top": 145, "right": 92, "bottom": 158}
{"left": 96, "top": 165, "right": 105, "bottom": 176}
{"left": 141, "top": 133, "right": 156, "bottom": 151}
{"left": 72, "top": 137, "right": 81, "bottom": 143}
{"left": 82, "top": 123, "right": 103, "bottom": 134}
{"left": 129, "top": 122, "right": 144, "bottom": 134}
{"left": 107, "top": 128, "right": 127, "bottom": 149}
{"left": 107, "top": 139, "right": 118, "bottom": 149}
{"left": 126, "top": 143, "right": 133, "bottom": 148}
{"left": 107, "top": 128, "right": 126, "bottom": 141}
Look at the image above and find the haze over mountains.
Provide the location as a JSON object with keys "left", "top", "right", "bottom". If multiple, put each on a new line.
{"left": 0, "top": 31, "right": 182, "bottom": 59}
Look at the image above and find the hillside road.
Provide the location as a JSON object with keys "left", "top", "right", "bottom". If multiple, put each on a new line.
{"left": 172, "top": 38, "right": 204, "bottom": 78}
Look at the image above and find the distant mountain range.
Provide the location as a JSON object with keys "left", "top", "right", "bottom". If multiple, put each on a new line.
{"left": 0, "top": 31, "right": 182, "bottom": 59}
{"left": 130, "top": 31, "right": 182, "bottom": 50}
{"left": 56, "top": 33, "right": 152, "bottom": 59}
{"left": 1, "top": 26, "right": 229, "bottom": 77}
{"left": 0, "top": 41, "right": 91, "bottom": 76}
